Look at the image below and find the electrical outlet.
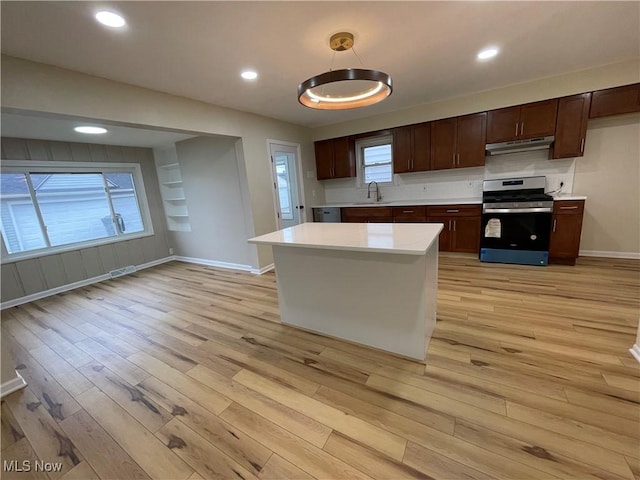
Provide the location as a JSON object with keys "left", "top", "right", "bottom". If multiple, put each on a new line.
{"left": 312, "top": 190, "right": 316, "bottom": 197}
{"left": 422, "top": 185, "right": 428, "bottom": 192}
{"left": 169, "top": 247, "right": 174, "bottom": 255}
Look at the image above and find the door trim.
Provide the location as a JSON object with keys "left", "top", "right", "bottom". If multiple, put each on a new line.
{"left": 266, "top": 139, "right": 306, "bottom": 230}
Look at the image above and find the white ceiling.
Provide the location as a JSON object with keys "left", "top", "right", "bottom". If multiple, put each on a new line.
{"left": 1, "top": 112, "right": 196, "bottom": 148}
{"left": 1, "top": 1, "right": 639, "bottom": 129}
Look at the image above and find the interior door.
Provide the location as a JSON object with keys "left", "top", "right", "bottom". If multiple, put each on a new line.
{"left": 269, "top": 142, "right": 303, "bottom": 229}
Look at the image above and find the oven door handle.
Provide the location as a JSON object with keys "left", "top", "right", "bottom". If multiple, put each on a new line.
{"left": 483, "top": 207, "right": 553, "bottom": 214}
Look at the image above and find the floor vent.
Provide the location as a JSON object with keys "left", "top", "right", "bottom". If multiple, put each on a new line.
{"left": 109, "top": 265, "right": 137, "bottom": 279}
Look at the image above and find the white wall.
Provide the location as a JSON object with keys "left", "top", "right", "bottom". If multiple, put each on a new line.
{"left": 169, "top": 136, "right": 256, "bottom": 269}
{"left": 574, "top": 114, "right": 640, "bottom": 256}
{"left": 1, "top": 55, "right": 321, "bottom": 270}
{"left": 323, "top": 150, "right": 575, "bottom": 205}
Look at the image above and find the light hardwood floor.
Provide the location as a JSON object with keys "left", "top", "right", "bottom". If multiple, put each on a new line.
{"left": 1, "top": 255, "right": 639, "bottom": 480}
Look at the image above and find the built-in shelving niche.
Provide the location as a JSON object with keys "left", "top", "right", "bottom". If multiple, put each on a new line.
{"left": 156, "top": 162, "right": 191, "bottom": 232}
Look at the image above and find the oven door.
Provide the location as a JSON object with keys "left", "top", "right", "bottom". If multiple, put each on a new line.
{"left": 480, "top": 208, "right": 552, "bottom": 265}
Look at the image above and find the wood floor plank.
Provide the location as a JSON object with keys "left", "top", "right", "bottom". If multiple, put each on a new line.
{"left": 220, "top": 402, "right": 373, "bottom": 480}
{"left": 75, "top": 387, "right": 192, "bottom": 480}
{"left": 78, "top": 362, "right": 173, "bottom": 433}
{"left": 4, "top": 388, "right": 83, "bottom": 479}
{"left": 75, "top": 339, "right": 149, "bottom": 386}
{"left": 258, "top": 454, "right": 314, "bottom": 480}
{"left": 323, "top": 431, "right": 429, "bottom": 479}
{"left": 402, "top": 441, "right": 495, "bottom": 480}
{"left": 454, "top": 419, "right": 631, "bottom": 480}
{"left": 233, "top": 368, "right": 407, "bottom": 461}
{"left": 0, "top": 437, "right": 49, "bottom": 480}
{"left": 127, "top": 352, "right": 232, "bottom": 415}
{"left": 366, "top": 373, "right": 635, "bottom": 479}
{"left": 1, "top": 399, "right": 25, "bottom": 451}
{"left": 564, "top": 387, "right": 640, "bottom": 421}
{"left": 59, "top": 461, "right": 100, "bottom": 480}
{"left": 59, "top": 408, "right": 150, "bottom": 480}
{"left": 137, "top": 375, "right": 273, "bottom": 476}
{"left": 187, "top": 364, "right": 332, "bottom": 448}
{"left": 155, "top": 418, "right": 259, "bottom": 480}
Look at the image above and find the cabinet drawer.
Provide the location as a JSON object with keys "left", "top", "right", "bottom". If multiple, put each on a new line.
{"left": 426, "top": 204, "right": 481, "bottom": 217}
{"left": 553, "top": 200, "right": 584, "bottom": 215}
{"left": 341, "top": 207, "right": 393, "bottom": 220}
{"left": 392, "top": 206, "right": 426, "bottom": 220}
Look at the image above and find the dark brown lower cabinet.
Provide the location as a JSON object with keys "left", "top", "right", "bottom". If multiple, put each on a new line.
{"left": 341, "top": 207, "right": 393, "bottom": 223}
{"left": 426, "top": 205, "right": 482, "bottom": 253}
{"left": 549, "top": 200, "right": 585, "bottom": 265}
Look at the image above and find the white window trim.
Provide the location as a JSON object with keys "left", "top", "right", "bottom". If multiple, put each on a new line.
{"left": 355, "top": 135, "right": 395, "bottom": 188}
{"left": 1, "top": 161, "right": 154, "bottom": 264}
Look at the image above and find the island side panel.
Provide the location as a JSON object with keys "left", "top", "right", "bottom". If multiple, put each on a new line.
{"left": 423, "top": 243, "right": 438, "bottom": 359}
{"left": 271, "top": 245, "right": 432, "bottom": 360}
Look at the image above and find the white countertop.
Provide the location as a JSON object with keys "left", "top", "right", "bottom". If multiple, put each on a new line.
{"left": 312, "top": 197, "right": 482, "bottom": 209}
{"left": 248, "top": 222, "right": 444, "bottom": 255}
{"left": 552, "top": 194, "right": 587, "bottom": 201}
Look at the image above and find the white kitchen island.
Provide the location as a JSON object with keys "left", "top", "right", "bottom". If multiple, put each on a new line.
{"left": 249, "top": 222, "right": 443, "bottom": 361}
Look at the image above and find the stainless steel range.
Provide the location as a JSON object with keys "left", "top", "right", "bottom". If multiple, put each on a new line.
{"left": 480, "top": 176, "right": 553, "bottom": 266}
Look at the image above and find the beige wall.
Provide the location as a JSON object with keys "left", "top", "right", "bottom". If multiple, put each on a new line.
{"left": 575, "top": 114, "right": 640, "bottom": 255}
{"left": 1, "top": 55, "right": 322, "bottom": 269}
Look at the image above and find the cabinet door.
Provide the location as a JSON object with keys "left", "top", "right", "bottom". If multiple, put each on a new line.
{"left": 314, "top": 140, "right": 334, "bottom": 180}
{"left": 428, "top": 217, "right": 451, "bottom": 252}
{"left": 392, "top": 126, "right": 412, "bottom": 174}
{"left": 451, "top": 216, "right": 481, "bottom": 253}
{"left": 332, "top": 137, "right": 356, "bottom": 179}
{"left": 549, "top": 214, "right": 583, "bottom": 258}
{"left": 552, "top": 94, "right": 591, "bottom": 159}
{"left": 486, "top": 106, "right": 520, "bottom": 143}
{"left": 412, "top": 123, "right": 431, "bottom": 172}
{"left": 590, "top": 83, "right": 640, "bottom": 118}
{"left": 430, "top": 118, "right": 456, "bottom": 171}
{"left": 456, "top": 112, "right": 487, "bottom": 168}
{"left": 519, "top": 99, "right": 558, "bottom": 139}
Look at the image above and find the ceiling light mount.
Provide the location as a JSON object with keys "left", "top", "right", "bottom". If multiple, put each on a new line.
{"left": 297, "top": 31, "right": 392, "bottom": 110}
{"left": 329, "top": 32, "right": 355, "bottom": 52}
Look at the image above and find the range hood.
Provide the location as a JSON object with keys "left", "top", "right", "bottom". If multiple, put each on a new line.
{"left": 485, "top": 136, "right": 554, "bottom": 156}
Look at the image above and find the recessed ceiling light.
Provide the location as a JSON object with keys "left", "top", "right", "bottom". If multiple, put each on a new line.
{"left": 477, "top": 47, "right": 499, "bottom": 60}
{"left": 95, "top": 11, "right": 126, "bottom": 28}
{"left": 241, "top": 71, "right": 258, "bottom": 80}
{"left": 74, "top": 126, "right": 108, "bottom": 134}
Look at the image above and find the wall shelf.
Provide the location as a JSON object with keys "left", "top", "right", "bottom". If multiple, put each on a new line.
{"left": 155, "top": 161, "right": 192, "bottom": 232}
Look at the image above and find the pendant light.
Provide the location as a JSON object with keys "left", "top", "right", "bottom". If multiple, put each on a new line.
{"left": 297, "top": 32, "right": 393, "bottom": 110}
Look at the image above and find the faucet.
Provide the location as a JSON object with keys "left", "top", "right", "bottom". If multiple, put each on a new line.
{"left": 367, "top": 181, "right": 382, "bottom": 202}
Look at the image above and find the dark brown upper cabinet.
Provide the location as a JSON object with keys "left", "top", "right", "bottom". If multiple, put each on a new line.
{"left": 589, "top": 83, "right": 640, "bottom": 118}
{"left": 551, "top": 93, "right": 591, "bottom": 159}
{"left": 314, "top": 137, "right": 356, "bottom": 180}
{"left": 486, "top": 99, "right": 558, "bottom": 143}
{"left": 431, "top": 113, "right": 486, "bottom": 171}
{"left": 392, "top": 123, "right": 431, "bottom": 174}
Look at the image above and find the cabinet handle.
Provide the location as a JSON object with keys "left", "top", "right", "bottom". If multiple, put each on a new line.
{"left": 402, "top": 210, "right": 414, "bottom": 214}
{"left": 559, "top": 206, "right": 578, "bottom": 210}
{"left": 520, "top": 122, "right": 524, "bottom": 135}
{"left": 446, "top": 209, "right": 459, "bottom": 213}
{"left": 452, "top": 154, "right": 456, "bottom": 167}
{"left": 580, "top": 138, "right": 585, "bottom": 153}
{"left": 552, "top": 219, "right": 557, "bottom": 232}
{"left": 515, "top": 123, "right": 519, "bottom": 137}
{"left": 453, "top": 220, "right": 456, "bottom": 231}
{"left": 448, "top": 220, "right": 452, "bottom": 230}
{"left": 456, "top": 153, "right": 460, "bottom": 166}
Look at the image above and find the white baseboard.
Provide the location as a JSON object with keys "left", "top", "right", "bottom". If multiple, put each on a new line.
{"left": 173, "top": 255, "right": 253, "bottom": 272}
{"left": 251, "top": 263, "right": 275, "bottom": 275}
{"left": 630, "top": 344, "right": 640, "bottom": 364}
{"left": 1, "top": 256, "right": 174, "bottom": 310}
{"left": 0, "top": 371, "right": 27, "bottom": 398}
{"left": 579, "top": 250, "right": 640, "bottom": 260}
